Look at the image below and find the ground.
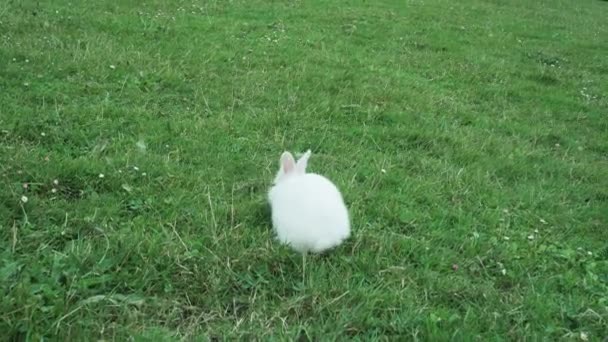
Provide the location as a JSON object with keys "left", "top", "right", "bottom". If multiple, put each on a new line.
{"left": 1, "top": 0, "right": 607, "bottom": 340}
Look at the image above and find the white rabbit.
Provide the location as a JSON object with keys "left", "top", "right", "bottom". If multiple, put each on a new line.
{"left": 268, "top": 150, "right": 350, "bottom": 253}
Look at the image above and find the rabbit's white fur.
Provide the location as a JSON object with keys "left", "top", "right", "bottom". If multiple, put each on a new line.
{"left": 268, "top": 150, "right": 350, "bottom": 253}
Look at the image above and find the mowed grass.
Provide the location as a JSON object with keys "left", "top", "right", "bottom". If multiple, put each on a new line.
{"left": 1, "top": 0, "right": 607, "bottom": 339}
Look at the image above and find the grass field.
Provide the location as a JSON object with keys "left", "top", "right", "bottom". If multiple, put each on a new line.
{"left": 1, "top": 0, "right": 607, "bottom": 340}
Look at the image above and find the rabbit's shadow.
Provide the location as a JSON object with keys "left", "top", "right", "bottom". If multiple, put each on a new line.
{"left": 263, "top": 242, "right": 353, "bottom": 280}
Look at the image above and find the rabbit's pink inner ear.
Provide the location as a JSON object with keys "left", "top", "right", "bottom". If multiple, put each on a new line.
{"left": 280, "top": 152, "right": 295, "bottom": 174}
{"left": 283, "top": 159, "right": 294, "bottom": 173}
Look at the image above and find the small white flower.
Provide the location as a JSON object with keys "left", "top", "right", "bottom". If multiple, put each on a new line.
{"left": 40, "top": 132, "right": 46, "bottom": 136}
{"left": 501, "top": 269, "right": 506, "bottom": 275}
{"left": 141, "top": 172, "right": 147, "bottom": 176}
{"left": 136, "top": 140, "right": 147, "bottom": 151}
{"left": 580, "top": 332, "right": 588, "bottom": 341}
{"left": 51, "top": 188, "right": 57, "bottom": 193}
{"left": 109, "top": 65, "right": 116, "bottom": 69}
{"left": 53, "top": 179, "right": 59, "bottom": 185}
{"left": 21, "top": 195, "right": 28, "bottom": 203}
{"left": 98, "top": 173, "right": 105, "bottom": 178}
{"left": 503, "top": 236, "right": 510, "bottom": 241}
{"left": 539, "top": 218, "right": 547, "bottom": 224}
{"left": 534, "top": 229, "right": 539, "bottom": 234}
{"left": 527, "top": 234, "right": 534, "bottom": 240}
{"left": 587, "top": 251, "right": 593, "bottom": 256}
{"left": 133, "top": 166, "right": 139, "bottom": 171}
{"left": 381, "top": 168, "right": 386, "bottom": 174}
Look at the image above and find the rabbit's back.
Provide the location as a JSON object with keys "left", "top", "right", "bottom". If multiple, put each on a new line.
{"left": 269, "top": 173, "right": 350, "bottom": 253}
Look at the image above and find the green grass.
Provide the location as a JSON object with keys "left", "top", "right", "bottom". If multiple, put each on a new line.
{"left": 1, "top": 0, "right": 607, "bottom": 339}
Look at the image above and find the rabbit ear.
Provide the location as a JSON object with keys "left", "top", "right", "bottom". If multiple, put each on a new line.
{"left": 296, "top": 149, "right": 312, "bottom": 173}
{"left": 280, "top": 151, "right": 296, "bottom": 174}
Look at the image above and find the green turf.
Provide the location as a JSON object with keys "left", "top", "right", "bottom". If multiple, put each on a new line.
{"left": 1, "top": 0, "right": 607, "bottom": 339}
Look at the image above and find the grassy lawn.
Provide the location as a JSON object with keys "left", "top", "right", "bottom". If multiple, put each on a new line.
{"left": 1, "top": 0, "right": 607, "bottom": 339}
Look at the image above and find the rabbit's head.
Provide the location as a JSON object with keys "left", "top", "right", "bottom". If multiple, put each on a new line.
{"left": 273, "top": 149, "right": 311, "bottom": 184}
